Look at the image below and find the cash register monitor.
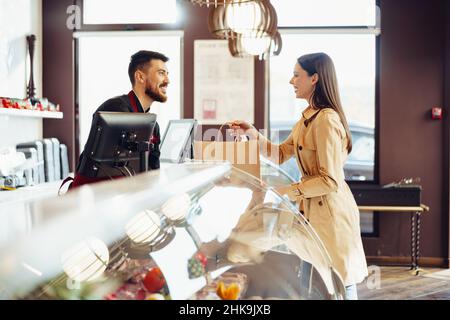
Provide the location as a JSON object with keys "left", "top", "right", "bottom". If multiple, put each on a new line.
{"left": 78, "top": 111, "right": 157, "bottom": 177}
{"left": 160, "top": 119, "right": 197, "bottom": 163}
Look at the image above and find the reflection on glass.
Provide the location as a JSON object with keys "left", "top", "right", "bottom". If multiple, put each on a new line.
{"left": 125, "top": 210, "right": 161, "bottom": 244}
{"left": 189, "top": 177, "right": 342, "bottom": 299}
{"left": 263, "top": 189, "right": 283, "bottom": 204}
{"left": 225, "top": 205, "right": 287, "bottom": 264}
{"left": 3, "top": 163, "right": 347, "bottom": 300}
{"left": 150, "top": 228, "right": 205, "bottom": 300}
{"left": 193, "top": 186, "right": 252, "bottom": 243}
{"left": 225, "top": 2, "right": 263, "bottom": 34}
{"left": 61, "top": 237, "right": 109, "bottom": 283}
{"left": 161, "top": 193, "right": 191, "bottom": 222}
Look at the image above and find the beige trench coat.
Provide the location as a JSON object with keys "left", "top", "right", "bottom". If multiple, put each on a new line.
{"left": 260, "top": 106, "right": 368, "bottom": 286}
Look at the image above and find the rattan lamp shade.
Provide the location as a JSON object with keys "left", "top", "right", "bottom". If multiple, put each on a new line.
{"left": 189, "top": 0, "right": 255, "bottom": 7}
{"left": 208, "top": 0, "right": 278, "bottom": 40}
{"left": 228, "top": 30, "right": 282, "bottom": 58}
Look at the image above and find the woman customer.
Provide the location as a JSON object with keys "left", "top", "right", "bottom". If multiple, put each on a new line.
{"left": 228, "top": 52, "right": 368, "bottom": 300}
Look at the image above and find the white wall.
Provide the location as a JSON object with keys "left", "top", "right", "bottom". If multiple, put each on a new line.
{"left": 0, "top": 0, "right": 43, "bottom": 148}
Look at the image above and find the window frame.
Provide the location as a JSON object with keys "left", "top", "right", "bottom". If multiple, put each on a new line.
{"left": 76, "top": 0, "right": 184, "bottom": 31}
{"left": 82, "top": 0, "right": 178, "bottom": 26}
{"left": 271, "top": 0, "right": 378, "bottom": 28}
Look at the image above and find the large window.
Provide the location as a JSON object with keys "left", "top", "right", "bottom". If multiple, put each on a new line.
{"left": 76, "top": 31, "right": 182, "bottom": 151}
{"left": 272, "top": 0, "right": 377, "bottom": 27}
{"left": 268, "top": 1, "right": 379, "bottom": 235}
{"left": 269, "top": 32, "right": 377, "bottom": 183}
{"left": 83, "top": 0, "right": 178, "bottom": 25}
{"left": 269, "top": 1, "right": 379, "bottom": 182}
{"left": 76, "top": 0, "right": 183, "bottom": 154}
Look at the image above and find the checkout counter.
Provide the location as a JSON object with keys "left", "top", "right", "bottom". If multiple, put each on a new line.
{"left": 0, "top": 161, "right": 345, "bottom": 300}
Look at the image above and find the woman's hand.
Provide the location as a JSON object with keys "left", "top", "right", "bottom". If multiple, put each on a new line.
{"left": 226, "top": 120, "right": 259, "bottom": 140}
{"left": 274, "top": 185, "right": 301, "bottom": 202}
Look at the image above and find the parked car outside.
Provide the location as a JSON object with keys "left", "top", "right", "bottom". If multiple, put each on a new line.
{"left": 269, "top": 120, "right": 375, "bottom": 182}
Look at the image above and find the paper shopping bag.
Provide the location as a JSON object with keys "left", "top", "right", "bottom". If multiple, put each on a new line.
{"left": 194, "top": 140, "right": 260, "bottom": 179}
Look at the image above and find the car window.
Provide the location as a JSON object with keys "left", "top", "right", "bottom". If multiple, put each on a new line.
{"left": 347, "top": 134, "right": 374, "bottom": 162}
{"left": 270, "top": 123, "right": 375, "bottom": 182}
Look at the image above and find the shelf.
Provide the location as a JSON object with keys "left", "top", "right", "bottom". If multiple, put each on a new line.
{"left": 0, "top": 108, "right": 63, "bottom": 119}
{"left": 0, "top": 179, "right": 66, "bottom": 206}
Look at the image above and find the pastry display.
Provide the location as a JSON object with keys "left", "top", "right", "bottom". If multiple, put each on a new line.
{"left": 190, "top": 272, "right": 248, "bottom": 300}
{"left": 104, "top": 259, "right": 169, "bottom": 300}
{"left": 146, "top": 293, "right": 166, "bottom": 300}
{"left": 104, "top": 283, "right": 147, "bottom": 300}
{"left": 0, "top": 97, "right": 60, "bottom": 111}
{"left": 11, "top": 163, "right": 345, "bottom": 300}
{"left": 216, "top": 281, "right": 240, "bottom": 300}
{"left": 161, "top": 193, "right": 191, "bottom": 222}
{"left": 125, "top": 210, "right": 162, "bottom": 244}
{"left": 142, "top": 267, "right": 166, "bottom": 292}
{"left": 187, "top": 252, "right": 208, "bottom": 279}
{"left": 61, "top": 237, "right": 110, "bottom": 283}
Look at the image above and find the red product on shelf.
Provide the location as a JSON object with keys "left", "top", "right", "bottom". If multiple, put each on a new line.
{"left": 0, "top": 97, "right": 59, "bottom": 112}
{"left": 142, "top": 267, "right": 166, "bottom": 293}
{"left": 104, "top": 283, "right": 147, "bottom": 300}
{"left": 103, "top": 259, "right": 167, "bottom": 300}
{"left": 195, "top": 252, "right": 208, "bottom": 267}
{"left": 1, "top": 98, "right": 12, "bottom": 108}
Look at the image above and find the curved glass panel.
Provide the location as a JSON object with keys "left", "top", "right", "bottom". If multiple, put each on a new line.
{"left": 0, "top": 162, "right": 344, "bottom": 300}
{"left": 260, "top": 156, "right": 296, "bottom": 187}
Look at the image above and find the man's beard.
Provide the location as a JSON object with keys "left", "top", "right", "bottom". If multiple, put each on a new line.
{"left": 145, "top": 84, "right": 167, "bottom": 103}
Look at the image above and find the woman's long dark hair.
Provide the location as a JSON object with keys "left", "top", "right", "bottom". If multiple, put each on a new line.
{"left": 298, "top": 52, "right": 352, "bottom": 153}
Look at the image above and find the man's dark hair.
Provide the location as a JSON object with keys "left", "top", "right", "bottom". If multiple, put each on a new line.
{"left": 128, "top": 50, "right": 169, "bottom": 85}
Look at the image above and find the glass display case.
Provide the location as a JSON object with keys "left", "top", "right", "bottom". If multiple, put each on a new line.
{"left": 260, "top": 156, "right": 297, "bottom": 187}
{"left": 0, "top": 162, "right": 345, "bottom": 300}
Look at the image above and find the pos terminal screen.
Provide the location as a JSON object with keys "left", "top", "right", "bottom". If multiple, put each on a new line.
{"left": 160, "top": 120, "right": 197, "bottom": 163}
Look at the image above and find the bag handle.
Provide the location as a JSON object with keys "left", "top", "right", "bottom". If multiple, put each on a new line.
{"left": 58, "top": 176, "right": 74, "bottom": 196}
{"left": 216, "top": 123, "right": 241, "bottom": 142}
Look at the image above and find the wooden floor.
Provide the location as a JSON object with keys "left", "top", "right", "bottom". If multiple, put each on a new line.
{"left": 357, "top": 266, "right": 450, "bottom": 300}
